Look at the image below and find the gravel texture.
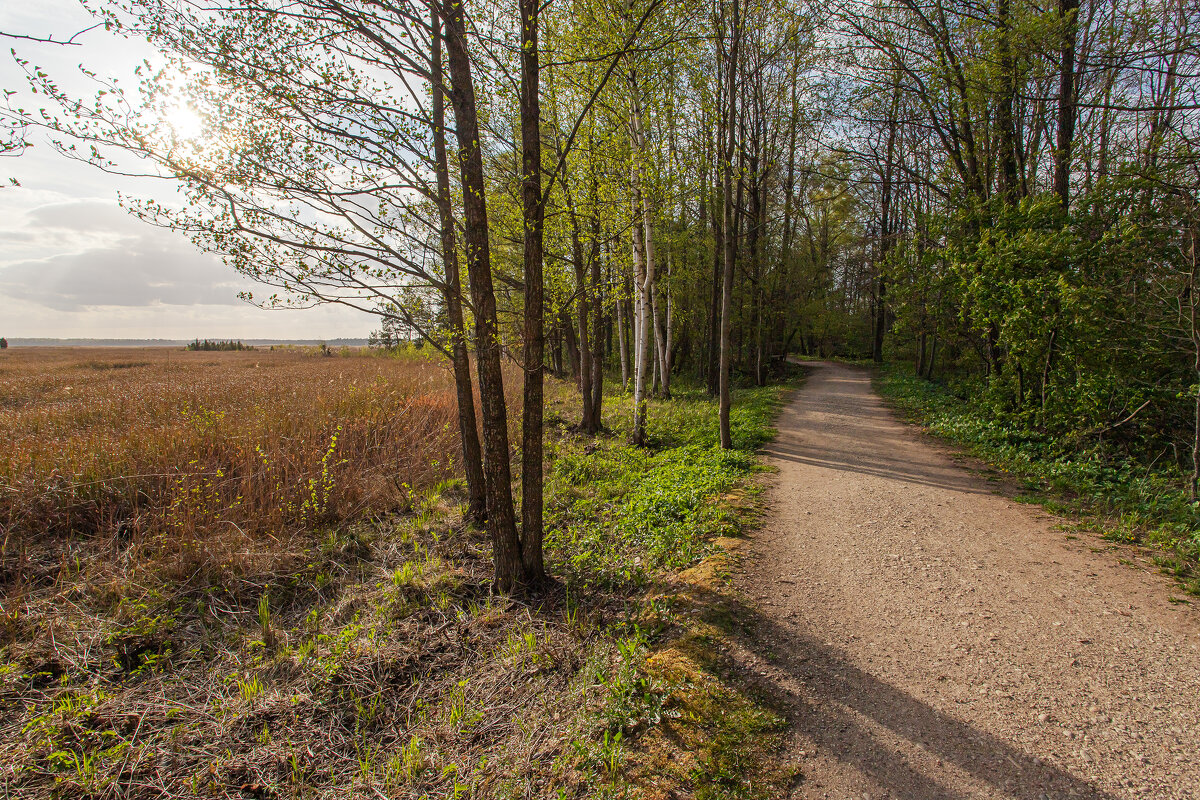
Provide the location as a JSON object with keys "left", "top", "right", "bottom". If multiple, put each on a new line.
{"left": 735, "top": 362, "right": 1200, "bottom": 800}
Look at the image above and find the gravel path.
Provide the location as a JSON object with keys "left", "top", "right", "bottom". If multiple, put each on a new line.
{"left": 736, "top": 362, "right": 1200, "bottom": 800}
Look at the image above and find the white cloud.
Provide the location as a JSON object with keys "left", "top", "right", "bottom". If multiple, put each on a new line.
{"left": 2, "top": 293, "right": 374, "bottom": 340}
{"left": 3, "top": 239, "right": 240, "bottom": 311}
{"left": 24, "top": 199, "right": 145, "bottom": 233}
{"left": 0, "top": 197, "right": 239, "bottom": 309}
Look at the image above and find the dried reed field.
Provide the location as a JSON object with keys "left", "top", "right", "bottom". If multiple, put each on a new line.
{"left": 1, "top": 347, "right": 467, "bottom": 590}
{"left": 0, "top": 347, "right": 560, "bottom": 798}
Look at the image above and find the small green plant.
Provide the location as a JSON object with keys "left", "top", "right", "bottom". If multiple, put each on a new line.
{"left": 391, "top": 560, "right": 423, "bottom": 590}
{"left": 257, "top": 588, "right": 278, "bottom": 650}
{"left": 400, "top": 734, "right": 425, "bottom": 781}
{"left": 354, "top": 691, "right": 383, "bottom": 732}
{"left": 300, "top": 425, "right": 344, "bottom": 522}
{"left": 237, "top": 674, "right": 266, "bottom": 703}
{"left": 47, "top": 746, "right": 101, "bottom": 788}
{"left": 356, "top": 741, "right": 378, "bottom": 784}
{"left": 600, "top": 729, "right": 623, "bottom": 776}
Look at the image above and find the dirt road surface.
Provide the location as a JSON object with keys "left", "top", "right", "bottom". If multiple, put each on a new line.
{"left": 737, "top": 362, "right": 1200, "bottom": 799}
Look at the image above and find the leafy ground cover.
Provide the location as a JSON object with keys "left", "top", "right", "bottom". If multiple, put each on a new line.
{"left": 876, "top": 364, "right": 1200, "bottom": 596}
{"left": 541, "top": 381, "right": 797, "bottom": 798}
{"left": 0, "top": 347, "right": 795, "bottom": 798}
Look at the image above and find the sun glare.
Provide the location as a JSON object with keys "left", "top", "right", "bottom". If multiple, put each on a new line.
{"left": 164, "top": 103, "right": 204, "bottom": 141}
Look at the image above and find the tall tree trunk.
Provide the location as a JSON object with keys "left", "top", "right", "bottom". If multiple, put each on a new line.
{"left": 518, "top": 0, "right": 546, "bottom": 585}
{"left": 562, "top": 308, "right": 580, "bottom": 381}
{"left": 631, "top": 181, "right": 648, "bottom": 439}
{"left": 718, "top": 0, "right": 740, "bottom": 450}
{"left": 617, "top": 280, "right": 630, "bottom": 390}
{"left": 926, "top": 330, "right": 939, "bottom": 380}
{"left": 552, "top": 326, "right": 563, "bottom": 377}
{"left": 874, "top": 89, "right": 898, "bottom": 364}
{"left": 1189, "top": 216, "right": 1200, "bottom": 500}
{"left": 562, "top": 173, "right": 594, "bottom": 430}
{"left": 1143, "top": 2, "right": 1183, "bottom": 174}
{"left": 746, "top": 140, "right": 763, "bottom": 385}
{"left": 587, "top": 207, "right": 605, "bottom": 431}
{"left": 707, "top": 58, "right": 725, "bottom": 397}
{"left": 430, "top": 8, "right": 486, "bottom": 524}
{"left": 643, "top": 195, "right": 659, "bottom": 394}
{"left": 873, "top": 277, "right": 888, "bottom": 362}
{"left": 1054, "top": 0, "right": 1080, "bottom": 208}
{"left": 440, "top": 0, "right": 524, "bottom": 591}
{"left": 652, "top": 329, "right": 661, "bottom": 394}
{"left": 996, "top": 0, "right": 1020, "bottom": 202}
{"left": 732, "top": 127, "right": 747, "bottom": 370}
{"left": 1040, "top": 327, "right": 1058, "bottom": 423}
{"left": 652, "top": 236, "right": 671, "bottom": 398}
{"left": 629, "top": 68, "right": 655, "bottom": 446}
{"left": 707, "top": 196, "right": 724, "bottom": 395}
{"left": 664, "top": 239, "right": 674, "bottom": 386}
{"left": 697, "top": 114, "right": 712, "bottom": 385}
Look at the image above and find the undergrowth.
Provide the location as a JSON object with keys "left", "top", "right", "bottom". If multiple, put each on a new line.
{"left": 0, "top": 349, "right": 794, "bottom": 799}
{"left": 540, "top": 380, "right": 795, "bottom": 798}
{"left": 876, "top": 364, "right": 1200, "bottom": 596}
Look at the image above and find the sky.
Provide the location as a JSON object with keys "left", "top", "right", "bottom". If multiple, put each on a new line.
{"left": 0, "top": 1, "right": 372, "bottom": 340}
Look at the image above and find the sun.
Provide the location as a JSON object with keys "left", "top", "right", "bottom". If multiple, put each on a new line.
{"left": 163, "top": 102, "right": 205, "bottom": 142}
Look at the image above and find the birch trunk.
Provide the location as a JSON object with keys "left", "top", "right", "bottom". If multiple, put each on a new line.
{"left": 629, "top": 68, "right": 655, "bottom": 446}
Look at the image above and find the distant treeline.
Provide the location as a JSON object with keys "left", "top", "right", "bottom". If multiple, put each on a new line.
{"left": 186, "top": 339, "right": 253, "bottom": 352}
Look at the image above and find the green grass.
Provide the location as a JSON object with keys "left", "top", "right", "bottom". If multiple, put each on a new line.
{"left": 876, "top": 364, "right": 1200, "bottom": 595}
{"left": 541, "top": 377, "right": 796, "bottom": 797}
{"left": 546, "top": 385, "right": 779, "bottom": 590}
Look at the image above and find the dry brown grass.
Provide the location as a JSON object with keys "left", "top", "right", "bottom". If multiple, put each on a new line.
{"left": 0, "top": 347, "right": 464, "bottom": 595}
{"left": 0, "top": 347, "right": 607, "bottom": 800}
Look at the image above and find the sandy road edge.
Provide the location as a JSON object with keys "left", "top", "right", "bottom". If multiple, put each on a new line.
{"left": 867, "top": 364, "right": 1197, "bottom": 603}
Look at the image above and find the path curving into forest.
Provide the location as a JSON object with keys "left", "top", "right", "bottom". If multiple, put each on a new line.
{"left": 736, "top": 361, "right": 1200, "bottom": 800}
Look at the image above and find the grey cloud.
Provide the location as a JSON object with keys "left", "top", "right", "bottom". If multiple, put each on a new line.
{"left": 0, "top": 228, "right": 246, "bottom": 311}
{"left": 24, "top": 199, "right": 152, "bottom": 235}
{"left": 0, "top": 199, "right": 162, "bottom": 257}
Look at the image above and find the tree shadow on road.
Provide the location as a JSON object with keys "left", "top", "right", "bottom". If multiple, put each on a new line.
{"left": 694, "top": 585, "right": 1119, "bottom": 800}
{"left": 762, "top": 436, "right": 996, "bottom": 497}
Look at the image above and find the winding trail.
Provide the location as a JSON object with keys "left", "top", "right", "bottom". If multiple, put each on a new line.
{"left": 736, "top": 362, "right": 1200, "bottom": 800}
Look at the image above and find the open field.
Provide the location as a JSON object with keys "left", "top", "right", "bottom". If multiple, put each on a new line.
{"left": 1, "top": 347, "right": 470, "bottom": 595}
{"left": 0, "top": 347, "right": 793, "bottom": 799}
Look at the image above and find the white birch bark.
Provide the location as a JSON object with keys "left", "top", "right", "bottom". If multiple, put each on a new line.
{"left": 629, "top": 70, "right": 654, "bottom": 445}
